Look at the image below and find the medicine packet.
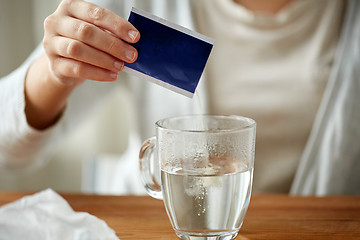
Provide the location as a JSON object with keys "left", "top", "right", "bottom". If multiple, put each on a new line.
{"left": 123, "top": 7, "right": 214, "bottom": 98}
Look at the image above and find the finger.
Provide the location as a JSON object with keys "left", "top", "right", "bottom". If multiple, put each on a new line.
{"left": 51, "top": 56, "right": 118, "bottom": 82}
{"left": 56, "top": 16, "right": 138, "bottom": 63}
{"left": 50, "top": 36, "right": 124, "bottom": 72}
{"left": 60, "top": 0, "right": 140, "bottom": 43}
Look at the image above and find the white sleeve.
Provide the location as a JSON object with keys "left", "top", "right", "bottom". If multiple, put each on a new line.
{"left": 0, "top": 45, "right": 60, "bottom": 170}
{"left": 0, "top": 0, "right": 130, "bottom": 171}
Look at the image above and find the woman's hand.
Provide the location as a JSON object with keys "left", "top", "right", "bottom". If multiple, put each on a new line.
{"left": 25, "top": 0, "right": 139, "bottom": 130}
{"left": 43, "top": 0, "right": 140, "bottom": 86}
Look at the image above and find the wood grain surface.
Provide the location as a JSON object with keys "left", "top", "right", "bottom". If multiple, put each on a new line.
{"left": 0, "top": 192, "right": 359, "bottom": 239}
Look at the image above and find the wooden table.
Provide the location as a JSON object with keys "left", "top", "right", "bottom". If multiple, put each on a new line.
{"left": 0, "top": 192, "right": 359, "bottom": 239}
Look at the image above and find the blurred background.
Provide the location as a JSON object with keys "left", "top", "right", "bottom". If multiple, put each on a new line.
{"left": 0, "top": 0, "right": 132, "bottom": 193}
{"left": 0, "top": 0, "right": 58, "bottom": 76}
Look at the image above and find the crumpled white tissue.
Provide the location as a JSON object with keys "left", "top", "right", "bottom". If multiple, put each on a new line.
{"left": 0, "top": 189, "right": 119, "bottom": 240}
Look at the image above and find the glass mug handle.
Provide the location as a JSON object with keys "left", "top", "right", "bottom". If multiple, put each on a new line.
{"left": 139, "top": 137, "right": 163, "bottom": 200}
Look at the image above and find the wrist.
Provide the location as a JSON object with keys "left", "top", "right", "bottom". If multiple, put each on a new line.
{"left": 25, "top": 54, "right": 76, "bottom": 130}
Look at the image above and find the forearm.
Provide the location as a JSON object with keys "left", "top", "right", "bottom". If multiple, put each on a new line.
{"left": 25, "top": 54, "right": 76, "bottom": 130}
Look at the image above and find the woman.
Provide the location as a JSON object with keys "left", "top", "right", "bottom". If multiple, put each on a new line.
{"left": 0, "top": 0, "right": 359, "bottom": 195}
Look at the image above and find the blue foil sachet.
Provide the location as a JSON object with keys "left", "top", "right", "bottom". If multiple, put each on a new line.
{"left": 123, "top": 7, "right": 214, "bottom": 98}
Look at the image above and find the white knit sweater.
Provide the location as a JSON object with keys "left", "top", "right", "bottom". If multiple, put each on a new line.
{"left": 0, "top": 0, "right": 359, "bottom": 195}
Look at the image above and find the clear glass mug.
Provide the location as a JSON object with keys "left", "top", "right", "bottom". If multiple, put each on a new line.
{"left": 139, "top": 115, "right": 256, "bottom": 240}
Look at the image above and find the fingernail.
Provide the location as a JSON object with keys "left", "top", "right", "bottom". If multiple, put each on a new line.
{"left": 128, "top": 30, "right": 139, "bottom": 41}
{"left": 109, "top": 72, "right": 118, "bottom": 80}
{"left": 114, "top": 61, "right": 123, "bottom": 70}
{"left": 126, "top": 49, "right": 136, "bottom": 61}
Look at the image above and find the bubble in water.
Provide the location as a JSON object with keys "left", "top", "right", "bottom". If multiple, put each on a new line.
{"left": 184, "top": 175, "right": 205, "bottom": 197}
